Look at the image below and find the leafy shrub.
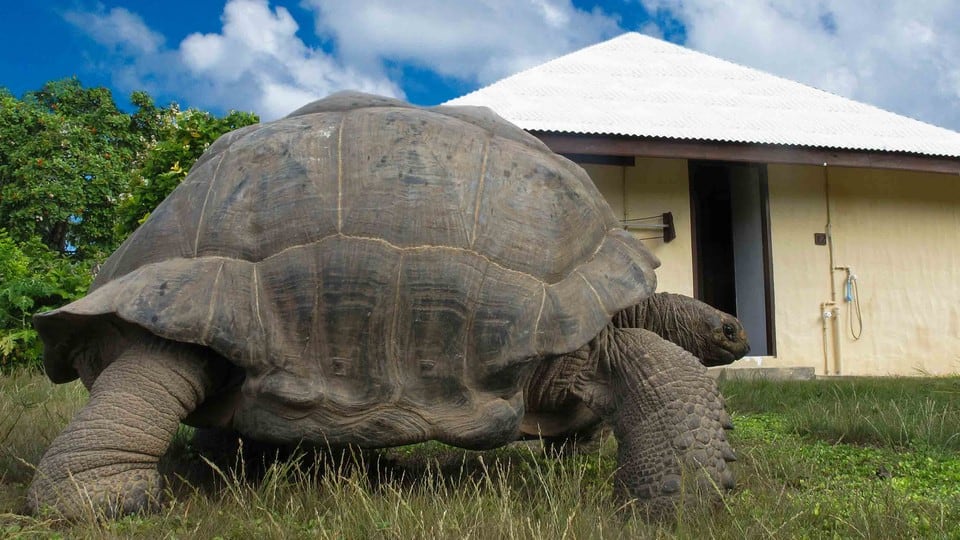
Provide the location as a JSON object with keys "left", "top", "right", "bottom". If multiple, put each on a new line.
{"left": 116, "top": 106, "right": 259, "bottom": 236}
{"left": 0, "top": 230, "right": 92, "bottom": 370}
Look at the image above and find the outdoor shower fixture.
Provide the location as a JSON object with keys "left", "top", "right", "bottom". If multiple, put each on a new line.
{"left": 822, "top": 267, "right": 865, "bottom": 375}
{"left": 834, "top": 266, "right": 864, "bottom": 341}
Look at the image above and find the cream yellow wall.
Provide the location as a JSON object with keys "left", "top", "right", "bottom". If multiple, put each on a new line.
{"left": 826, "top": 167, "right": 960, "bottom": 375}
{"left": 763, "top": 164, "right": 832, "bottom": 372}
{"left": 582, "top": 159, "right": 694, "bottom": 295}
{"left": 764, "top": 164, "right": 960, "bottom": 376}
{"left": 583, "top": 159, "right": 960, "bottom": 376}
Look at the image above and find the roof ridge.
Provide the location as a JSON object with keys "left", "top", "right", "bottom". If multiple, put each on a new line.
{"left": 450, "top": 33, "right": 629, "bottom": 104}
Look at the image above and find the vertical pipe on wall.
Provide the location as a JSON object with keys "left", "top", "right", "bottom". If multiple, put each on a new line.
{"left": 820, "top": 301, "right": 841, "bottom": 375}
{"left": 822, "top": 164, "right": 842, "bottom": 374}
{"left": 831, "top": 304, "right": 842, "bottom": 374}
{"left": 621, "top": 164, "right": 628, "bottom": 222}
{"left": 821, "top": 302, "right": 831, "bottom": 375}
{"left": 824, "top": 164, "right": 837, "bottom": 303}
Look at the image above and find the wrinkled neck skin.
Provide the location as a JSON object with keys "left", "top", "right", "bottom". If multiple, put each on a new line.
{"left": 614, "top": 292, "right": 710, "bottom": 360}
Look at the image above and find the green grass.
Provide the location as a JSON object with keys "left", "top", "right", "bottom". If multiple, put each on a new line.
{"left": 2, "top": 371, "right": 959, "bottom": 538}
{"left": 722, "top": 376, "right": 960, "bottom": 450}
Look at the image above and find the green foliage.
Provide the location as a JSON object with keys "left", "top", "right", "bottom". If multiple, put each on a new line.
{"left": 0, "top": 231, "right": 92, "bottom": 369}
{"left": 0, "top": 78, "right": 259, "bottom": 255}
{"left": 0, "top": 78, "right": 257, "bottom": 370}
{"left": 117, "top": 103, "right": 258, "bottom": 236}
{"left": 0, "top": 79, "right": 141, "bottom": 255}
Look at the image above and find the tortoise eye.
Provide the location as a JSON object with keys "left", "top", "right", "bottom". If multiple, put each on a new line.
{"left": 722, "top": 323, "right": 736, "bottom": 340}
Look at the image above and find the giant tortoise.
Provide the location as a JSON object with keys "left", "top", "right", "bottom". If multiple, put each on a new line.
{"left": 28, "top": 92, "right": 738, "bottom": 519}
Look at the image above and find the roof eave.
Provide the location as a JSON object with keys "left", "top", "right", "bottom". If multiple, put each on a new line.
{"left": 532, "top": 131, "right": 960, "bottom": 175}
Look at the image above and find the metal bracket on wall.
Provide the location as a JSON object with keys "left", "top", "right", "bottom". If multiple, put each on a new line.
{"left": 622, "top": 212, "right": 675, "bottom": 243}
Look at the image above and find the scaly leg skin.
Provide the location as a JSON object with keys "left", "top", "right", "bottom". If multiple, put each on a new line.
{"left": 573, "top": 326, "right": 736, "bottom": 519}
{"left": 520, "top": 347, "right": 603, "bottom": 456}
{"left": 27, "top": 337, "right": 215, "bottom": 519}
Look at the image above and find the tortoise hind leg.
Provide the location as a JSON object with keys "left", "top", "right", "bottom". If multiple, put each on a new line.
{"left": 520, "top": 348, "right": 603, "bottom": 456}
{"left": 573, "top": 327, "right": 736, "bottom": 518}
{"left": 28, "top": 337, "right": 216, "bottom": 519}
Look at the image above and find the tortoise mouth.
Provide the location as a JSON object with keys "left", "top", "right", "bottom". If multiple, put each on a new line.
{"left": 722, "top": 341, "right": 751, "bottom": 362}
{"left": 702, "top": 339, "right": 750, "bottom": 367}
{"left": 702, "top": 348, "right": 736, "bottom": 367}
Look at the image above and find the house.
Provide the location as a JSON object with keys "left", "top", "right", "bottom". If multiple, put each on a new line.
{"left": 447, "top": 32, "right": 960, "bottom": 376}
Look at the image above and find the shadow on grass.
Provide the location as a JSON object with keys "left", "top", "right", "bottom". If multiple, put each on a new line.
{"left": 160, "top": 427, "right": 603, "bottom": 503}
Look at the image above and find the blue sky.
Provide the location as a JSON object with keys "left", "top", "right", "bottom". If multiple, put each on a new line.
{"left": 3, "top": 1, "right": 959, "bottom": 130}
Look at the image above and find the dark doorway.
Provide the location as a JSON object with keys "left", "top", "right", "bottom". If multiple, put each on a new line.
{"left": 690, "top": 161, "right": 775, "bottom": 356}
{"left": 690, "top": 167, "right": 737, "bottom": 314}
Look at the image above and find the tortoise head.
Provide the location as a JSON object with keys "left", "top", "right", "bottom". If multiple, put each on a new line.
{"left": 700, "top": 308, "right": 751, "bottom": 366}
{"left": 638, "top": 292, "right": 751, "bottom": 367}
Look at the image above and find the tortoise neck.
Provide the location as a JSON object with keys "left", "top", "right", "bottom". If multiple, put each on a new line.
{"left": 613, "top": 293, "right": 706, "bottom": 358}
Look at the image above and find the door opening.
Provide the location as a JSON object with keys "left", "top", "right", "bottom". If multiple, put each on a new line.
{"left": 690, "top": 161, "right": 775, "bottom": 356}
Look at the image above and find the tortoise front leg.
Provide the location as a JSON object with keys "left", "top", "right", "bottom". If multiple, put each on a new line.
{"left": 28, "top": 337, "right": 216, "bottom": 519}
{"left": 573, "top": 327, "right": 735, "bottom": 517}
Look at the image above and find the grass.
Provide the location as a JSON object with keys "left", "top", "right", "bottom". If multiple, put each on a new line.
{"left": 721, "top": 376, "right": 960, "bottom": 450}
{"left": 1, "top": 371, "right": 959, "bottom": 538}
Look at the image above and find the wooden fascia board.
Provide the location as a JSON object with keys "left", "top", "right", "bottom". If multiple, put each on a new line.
{"left": 532, "top": 132, "right": 960, "bottom": 175}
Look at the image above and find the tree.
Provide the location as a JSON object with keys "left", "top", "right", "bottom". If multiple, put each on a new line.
{"left": 0, "top": 79, "right": 140, "bottom": 256}
{"left": 116, "top": 103, "right": 258, "bottom": 236}
{"left": 0, "top": 78, "right": 259, "bottom": 255}
{"left": 0, "top": 78, "right": 257, "bottom": 369}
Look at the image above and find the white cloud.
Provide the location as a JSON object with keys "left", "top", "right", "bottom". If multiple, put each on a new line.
{"left": 640, "top": 0, "right": 960, "bottom": 131}
{"left": 64, "top": 0, "right": 622, "bottom": 119}
{"left": 64, "top": 6, "right": 165, "bottom": 54}
{"left": 301, "top": 0, "right": 622, "bottom": 83}
{"left": 65, "top": 0, "right": 402, "bottom": 119}
{"left": 176, "top": 0, "right": 401, "bottom": 119}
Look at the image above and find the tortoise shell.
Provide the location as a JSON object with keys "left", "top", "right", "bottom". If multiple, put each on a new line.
{"left": 34, "top": 92, "right": 658, "bottom": 448}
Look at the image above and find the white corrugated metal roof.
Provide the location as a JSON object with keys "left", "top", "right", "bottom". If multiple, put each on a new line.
{"left": 447, "top": 32, "right": 960, "bottom": 158}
